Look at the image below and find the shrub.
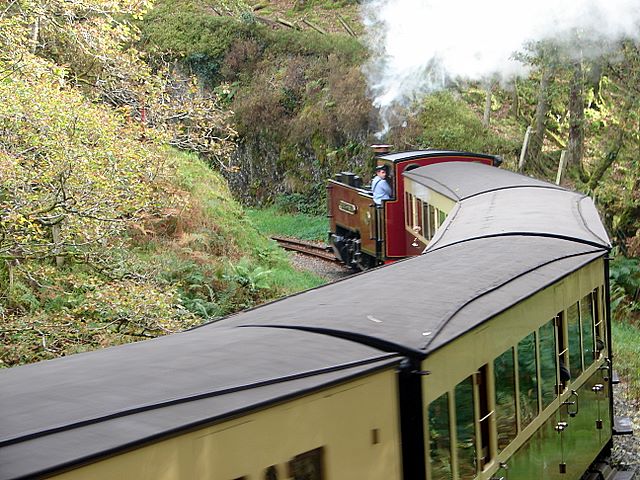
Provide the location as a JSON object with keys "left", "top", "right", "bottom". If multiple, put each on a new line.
{"left": 416, "top": 91, "right": 520, "bottom": 157}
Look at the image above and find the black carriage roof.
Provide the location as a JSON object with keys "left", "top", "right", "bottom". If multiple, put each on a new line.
{"left": 0, "top": 327, "right": 400, "bottom": 479}
{"left": 0, "top": 156, "right": 610, "bottom": 479}
{"left": 377, "top": 149, "right": 502, "bottom": 165}
{"left": 404, "top": 162, "right": 610, "bottom": 250}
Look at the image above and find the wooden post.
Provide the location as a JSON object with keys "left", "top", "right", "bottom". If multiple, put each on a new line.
{"left": 338, "top": 15, "right": 356, "bottom": 37}
{"left": 276, "top": 17, "right": 296, "bottom": 29}
{"left": 556, "top": 150, "right": 567, "bottom": 185}
{"left": 518, "top": 126, "right": 532, "bottom": 172}
{"left": 302, "top": 18, "right": 326, "bottom": 34}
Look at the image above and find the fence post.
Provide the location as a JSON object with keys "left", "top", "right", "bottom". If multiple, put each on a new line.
{"left": 556, "top": 150, "right": 567, "bottom": 185}
{"left": 518, "top": 126, "right": 532, "bottom": 172}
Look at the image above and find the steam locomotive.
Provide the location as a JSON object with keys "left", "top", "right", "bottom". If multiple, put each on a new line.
{"left": 328, "top": 147, "right": 502, "bottom": 269}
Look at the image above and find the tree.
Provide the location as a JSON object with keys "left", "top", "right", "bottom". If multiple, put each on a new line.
{"left": 566, "top": 60, "right": 585, "bottom": 172}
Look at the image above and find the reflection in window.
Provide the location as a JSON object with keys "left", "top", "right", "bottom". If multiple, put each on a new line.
{"left": 517, "top": 333, "right": 539, "bottom": 428}
{"left": 478, "top": 365, "right": 492, "bottom": 469}
{"left": 539, "top": 319, "right": 557, "bottom": 408}
{"left": 288, "top": 447, "right": 324, "bottom": 480}
{"left": 438, "top": 209, "right": 447, "bottom": 226}
{"left": 429, "top": 393, "right": 452, "bottom": 480}
{"left": 581, "top": 294, "right": 596, "bottom": 368}
{"left": 594, "top": 288, "right": 606, "bottom": 357}
{"left": 428, "top": 205, "right": 437, "bottom": 239}
{"left": 494, "top": 348, "right": 517, "bottom": 451}
{"left": 455, "top": 377, "right": 476, "bottom": 479}
{"left": 567, "top": 302, "right": 583, "bottom": 380}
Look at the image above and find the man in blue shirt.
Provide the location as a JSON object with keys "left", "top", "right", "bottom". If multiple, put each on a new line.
{"left": 371, "top": 164, "right": 392, "bottom": 206}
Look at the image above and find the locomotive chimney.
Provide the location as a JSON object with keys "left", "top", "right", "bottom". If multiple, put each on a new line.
{"left": 371, "top": 144, "right": 392, "bottom": 154}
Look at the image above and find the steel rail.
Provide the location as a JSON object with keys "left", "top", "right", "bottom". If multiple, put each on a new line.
{"left": 271, "top": 236, "right": 340, "bottom": 263}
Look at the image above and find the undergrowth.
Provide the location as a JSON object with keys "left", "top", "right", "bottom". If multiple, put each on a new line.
{"left": 0, "top": 150, "right": 325, "bottom": 368}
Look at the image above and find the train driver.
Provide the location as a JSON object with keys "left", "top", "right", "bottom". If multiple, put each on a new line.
{"left": 372, "top": 164, "right": 392, "bottom": 206}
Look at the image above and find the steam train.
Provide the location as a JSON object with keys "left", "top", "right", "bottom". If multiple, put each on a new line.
{"left": 328, "top": 147, "right": 502, "bottom": 269}
{"left": 1, "top": 152, "right": 633, "bottom": 480}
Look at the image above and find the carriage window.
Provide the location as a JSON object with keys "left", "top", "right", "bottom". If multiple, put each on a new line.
{"left": 428, "top": 393, "right": 452, "bottom": 479}
{"left": 455, "top": 377, "right": 476, "bottom": 479}
{"left": 414, "top": 197, "right": 423, "bottom": 233}
{"left": 494, "top": 347, "right": 517, "bottom": 451}
{"left": 405, "top": 192, "right": 413, "bottom": 228}
{"left": 288, "top": 447, "right": 324, "bottom": 480}
{"left": 423, "top": 202, "right": 431, "bottom": 239}
{"left": 581, "top": 293, "right": 596, "bottom": 368}
{"left": 539, "top": 319, "right": 557, "bottom": 408}
{"left": 567, "top": 302, "right": 583, "bottom": 380}
{"left": 517, "top": 332, "right": 539, "bottom": 428}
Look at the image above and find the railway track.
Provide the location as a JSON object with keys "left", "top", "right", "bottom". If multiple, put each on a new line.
{"left": 271, "top": 236, "right": 340, "bottom": 263}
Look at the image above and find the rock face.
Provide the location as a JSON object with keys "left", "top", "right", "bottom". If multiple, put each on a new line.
{"left": 222, "top": 140, "right": 372, "bottom": 207}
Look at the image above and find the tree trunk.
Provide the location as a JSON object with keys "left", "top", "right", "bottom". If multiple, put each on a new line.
{"left": 587, "top": 60, "right": 603, "bottom": 108}
{"left": 566, "top": 61, "right": 585, "bottom": 173}
{"left": 482, "top": 82, "right": 492, "bottom": 128}
{"left": 30, "top": 15, "right": 40, "bottom": 54}
{"left": 587, "top": 130, "right": 624, "bottom": 192}
{"left": 527, "top": 67, "right": 552, "bottom": 166}
{"left": 512, "top": 79, "right": 520, "bottom": 119}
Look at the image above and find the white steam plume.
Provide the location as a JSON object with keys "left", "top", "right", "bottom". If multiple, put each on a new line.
{"left": 361, "top": 0, "right": 640, "bottom": 137}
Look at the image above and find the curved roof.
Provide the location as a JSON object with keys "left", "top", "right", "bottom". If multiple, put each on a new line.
{"left": 0, "top": 327, "right": 399, "bottom": 479}
{"left": 378, "top": 149, "right": 502, "bottom": 165}
{"left": 0, "top": 154, "right": 610, "bottom": 479}
{"left": 404, "top": 160, "right": 562, "bottom": 200}
{"left": 403, "top": 162, "right": 610, "bottom": 251}
{"left": 219, "top": 236, "right": 604, "bottom": 356}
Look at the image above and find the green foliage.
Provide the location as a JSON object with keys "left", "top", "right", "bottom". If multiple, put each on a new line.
{"left": 0, "top": 261, "right": 200, "bottom": 367}
{"left": 274, "top": 181, "right": 327, "bottom": 216}
{"left": 223, "top": 258, "right": 272, "bottom": 293}
{"left": 610, "top": 253, "right": 640, "bottom": 321}
{"left": 416, "top": 91, "right": 520, "bottom": 156}
{"left": 140, "top": 2, "right": 370, "bottom": 206}
{"left": 612, "top": 320, "right": 640, "bottom": 399}
{"left": 141, "top": 4, "right": 363, "bottom": 64}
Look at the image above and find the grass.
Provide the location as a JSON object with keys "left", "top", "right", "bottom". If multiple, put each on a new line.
{"left": 163, "top": 151, "right": 328, "bottom": 296}
{"left": 612, "top": 320, "right": 640, "bottom": 399}
{"left": 246, "top": 207, "right": 328, "bottom": 241}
